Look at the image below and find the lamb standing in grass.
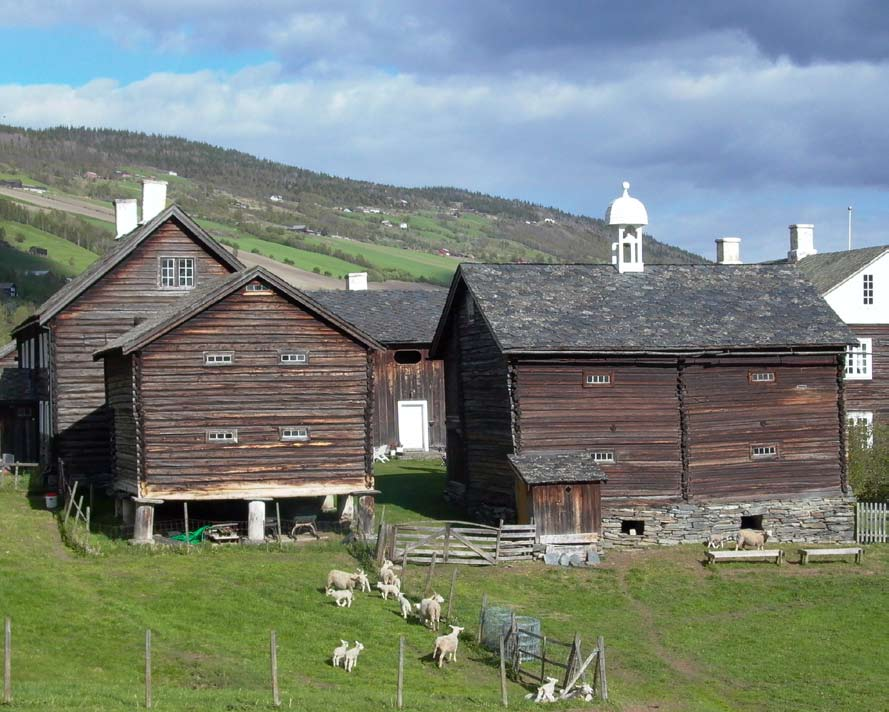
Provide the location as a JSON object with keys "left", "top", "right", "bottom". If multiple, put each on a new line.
{"left": 415, "top": 592, "right": 445, "bottom": 630}
{"left": 379, "top": 559, "right": 401, "bottom": 586}
{"left": 354, "top": 569, "right": 371, "bottom": 593}
{"left": 432, "top": 625, "right": 464, "bottom": 667}
{"left": 529, "top": 677, "right": 558, "bottom": 703}
{"left": 331, "top": 639, "right": 349, "bottom": 667}
{"left": 396, "top": 592, "right": 413, "bottom": 620}
{"left": 376, "top": 581, "right": 401, "bottom": 600}
{"left": 735, "top": 528, "right": 774, "bottom": 551}
{"left": 326, "top": 588, "right": 354, "bottom": 608}
{"left": 327, "top": 569, "right": 360, "bottom": 591}
{"left": 343, "top": 641, "right": 364, "bottom": 672}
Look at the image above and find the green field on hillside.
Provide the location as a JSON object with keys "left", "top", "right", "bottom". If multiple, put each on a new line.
{"left": 1, "top": 220, "right": 99, "bottom": 275}
{"left": 1, "top": 466, "right": 886, "bottom": 711}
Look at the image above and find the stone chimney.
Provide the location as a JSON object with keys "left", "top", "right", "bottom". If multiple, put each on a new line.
{"left": 141, "top": 179, "right": 168, "bottom": 224}
{"left": 715, "top": 237, "right": 742, "bottom": 264}
{"left": 787, "top": 224, "right": 816, "bottom": 262}
{"left": 114, "top": 198, "right": 139, "bottom": 239}
{"left": 346, "top": 272, "right": 368, "bottom": 291}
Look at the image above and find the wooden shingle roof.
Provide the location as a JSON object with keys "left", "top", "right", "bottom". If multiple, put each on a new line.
{"left": 795, "top": 246, "right": 889, "bottom": 295}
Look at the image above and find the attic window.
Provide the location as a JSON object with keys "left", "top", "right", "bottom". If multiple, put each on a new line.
{"left": 280, "top": 352, "right": 308, "bottom": 365}
{"left": 583, "top": 371, "right": 613, "bottom": 387}
{"left": 749, "top": 371, "right": 775, "bottom": 383}
{"left": 591, "top": 451, "right": 615, "bottom": 463}
{"left": 750, "top": 444, "right": 778, "bottom": 460}
{"left": 207, "top": 429, "right": 237, "bottom": 444}
{"left": 159, "top": 257, "right": 195, "bottom": 289}
{"left": 394, "top": 350, "right": 422, "bottom": 365}
{"left": 280, "top": 426, "right": 310, "bottom": 442}
{"left": 204, "top": 351, "right": 233, "bottom": 366}
{"left": 245, "top": 282, "right": 272, "bottom": 293}
{"left": 863, "top": 274, "right": 874, "bottom": 305}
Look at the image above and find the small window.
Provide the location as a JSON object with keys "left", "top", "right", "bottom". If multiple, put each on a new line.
{"left": 178, "top": 258, "right": 194, "bottom": 288}
{"left": 591, "top": 451, "right": 615, "bottom": 463}
{"left": 847, "top": 411, "right": 874, "bottom": 447}
{"left": 207, "top": 429, "right": 237, "bottom": 443}
{"left": 749, "top": 371, "right": 775, "bottom": 383}
{"left": 159, "top": 257, "right": 196, "bottom": 289}
{"left": 621, "top": 520, "right": 644, "bottom": 535}
{"left": 160, "top": 257, "right": 176, "bottom": 288}
{"left": 583, "top": 370, "right": 613, "bottom": 387}
{"left": 845, "top": 338, "right": 872, "bottom": 380}
{"left": 280, "top": 426, "right": 310, "bottom": 442}
{"left": 750, "top": 444, "right": 778, "bottom": 460}
{"left": 245, "top": 282, "right": 272, "bottom": 293}
{"left": 204, "top": 351, "right": 233, "bottom": 366}
{"left": 280, "top": 352, "right": 308, "bottom": 365}
{"left": 394, "top": 350, "right": 422, "bottom": 365}
{"left": 863, "top": 274, "right": 874, "bottom": 305}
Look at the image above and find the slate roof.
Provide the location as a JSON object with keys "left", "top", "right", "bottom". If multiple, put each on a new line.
{"left": 307, "top": 289, "right": 448, "bottom": 345}
{"left": 0, "top": 369, "right": 38, "bottom": 402}
{"left": 14, "top": 205, "right": 242, "bottom": 332}
{"left": 795, "top": 246, "right": 889, "bottom": 294}
{"left": 94, "top": 267, "right": 383, "bottom": 358}
{"left": 508, "top": 451, "right": 608, "bottom": 485}
{"left": 440, "top": 264, "right": 855, "bottom": 354}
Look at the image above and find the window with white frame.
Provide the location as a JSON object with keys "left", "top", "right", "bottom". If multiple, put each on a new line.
{"left": 159, "top": 257, "right": 195, "bottom": 289}
{"left": 584, "top": 372, "right": 612, "bottom": 386}
{"left": 207, "top": 429, "right": 237, "bottom": 443}
{"left": 591, "top": 451, "right": 615, "bottom": 462}
{"left": 749, "top": 371, "right": 775, "bottom": 383}
{"left": 245, "top": 282, "right": 272, "bottom": 293}
{"left": 280, "top": 426, "right": 310, "bottom": 441}
{"left": 204, "top": 352, "right": 234, "bottom": 366}
{"left": 847, "top": 411, "right": 874, "bottom": 447}
{"left": 280, "top": 352, "right": 308, "bottom": 365}
{"left": 863, "top": 274, "right": 874, "bottom": 305}
{"left": 845, "top": 338, "right": 872, "bottom": 380}
{"left": 750, "top": 444, "right": 778, "bottom": 460}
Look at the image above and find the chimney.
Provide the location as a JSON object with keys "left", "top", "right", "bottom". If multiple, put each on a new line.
{"left": 141, "top": 179, "right": 168, "bottom": 224}
{"left": 346, "top": 272, "right": 368, "bottom": 291}
{"left": 715, "top": 237, "right": 742, "bottom": 264}
{"left": 787, "top": 224, "right": 816, "bottom": 262}
{"left": 114, "top": 198, "right": 139, "bottom": 239}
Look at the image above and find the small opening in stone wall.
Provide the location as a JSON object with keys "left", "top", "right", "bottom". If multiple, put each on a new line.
{"left": 621, "top": 520, "right": 645, "bottom": 536}
{"left": 740, "top": 515, "right": 763, "bottom": 530}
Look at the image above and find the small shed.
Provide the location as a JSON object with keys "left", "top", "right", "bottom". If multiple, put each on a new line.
{"left": 508, "top": 451, "right": 606, "bottom": 539}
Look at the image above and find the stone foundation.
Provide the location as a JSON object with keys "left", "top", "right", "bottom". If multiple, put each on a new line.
{"left": 601, "top": 495, "right": 855, "bottom": 549}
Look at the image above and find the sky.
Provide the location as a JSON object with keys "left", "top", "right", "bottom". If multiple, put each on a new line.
{"left": 1, "top": 1, "right": 888, "bottom": 262}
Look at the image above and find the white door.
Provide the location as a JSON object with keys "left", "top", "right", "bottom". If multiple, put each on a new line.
{"left": 397, "top": 400, "right": 428, "bottom": 451}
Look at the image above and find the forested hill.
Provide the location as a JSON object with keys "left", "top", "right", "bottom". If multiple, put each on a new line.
{"left": 0, "top": 125, "right": 704, "bottom": 268}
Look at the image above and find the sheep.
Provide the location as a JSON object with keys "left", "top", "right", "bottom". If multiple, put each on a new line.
{"left": 419, "top": 598, "right": 442, "bottom": 631}
{"left": 379, "top": 559, "right": 402, "bottom": 586}
{"left": 524, "top": 677, "right": 558, "bottom": 703}
{"left": 326, "top": 569, "right": 360, "bottom": 591}
{"left": 332, "top": 639, "right": 350, "bottom": 667}
{"left": 375, "top": 581, "right": 401, "bottom": 600}
{"left": 354, "top": 569, "right": 371, "bottom": 593}
{"left": 396, "top": 592, "right": 413, "bottom": 620}
{"left": 706, "top": 533, "right": 730, "bottom": 549}
{"left": 343, "top": 641, "right": 364, "bottom": 672}
{"left": 326, "top": 587, "right": 354, "bottom": 608}
{"left": 560, "top": 683, "right": 595, "bottom": 702}
{"left": 735, "top": 528, "right": 774, "bottom": 551}
{"left": 432, "top": 625, "right": 464, "bottom": 667}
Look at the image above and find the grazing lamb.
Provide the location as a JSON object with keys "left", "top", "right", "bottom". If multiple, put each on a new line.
{"left": 706, "top": 533, "right": 730, "bottom": 550}
{"left": 332, "top": 639, "right": 349, "bottom": 667}
{"left": 354, "top": 569, "right": 371, "bottom": 593}
{"left": 396, "top": 592, "right": 413, "bottom": 620}
{"left": 735, "top": 528, "right": 774, "bottom": 551}
{"left": 525, "top": 677, "right": 558, "bottom": 703}
{"left": 343, "top": 641, "right": 364, "bottom": 672}
{"left": 326, "top": 588, "right": 354, "bottom": 608}
{"left": 432, "top": 625, "right": 464, "bottom": 668}
{"left": 327, "top": 569, "right": 360, "bottom": 591}
{"left": 376, "top": 581, "right": 401, "bottom": 600}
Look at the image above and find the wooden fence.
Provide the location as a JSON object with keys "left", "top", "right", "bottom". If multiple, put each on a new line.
{"left": 377, "top": 521, "right": 536, "bottom": 566}
{"left": 856, "top": 501, "right": 888, "bottom": 543}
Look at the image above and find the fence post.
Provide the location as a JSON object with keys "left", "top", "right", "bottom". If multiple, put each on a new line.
{"left": 270, "top": 630, "right": 281, "bottom": 707}
{"left": 477, "top": 593, "right": 488, "bottom": 644}
{"left": 275, "top": 502, "right": 282, "bottom": 546}
{"left": 64, "top": 480, "right": 78, "bottom": 524}
{"left": 596, "top": 635, "right": 608, "bottom": 700}
{"left": 499, "top": 635, "right": 508, "bottom": 707}
{"left": 3, "top": 617, "right": 10, "bottom": 705}
{"left": 183, "top": 502, "right": 190, "bottom": 546}
{"left": 396, "top": 635, "right": 404, "bottom": 710}
{"left": 510, "top": 613, "right": 519, "bottom": 678}
{"left": 539, "top": 635, "right": 547, "bottom": 684}
{"left": 145, "top": 629, "right": 152, "bottom": 710}
{"left": 424, "top": 553, "right": 437, "bottom": 597}
{"left": 495, "top": 519, "right": 504, "bottom": 563}
{"left": 85, "top": 505, "right": 91, "bottom": 533}
{"left": 446, "top": 568, "right": 458, "bottom": 623}
{"left": 443, "top": 523, "right": 451, "bottom": 564}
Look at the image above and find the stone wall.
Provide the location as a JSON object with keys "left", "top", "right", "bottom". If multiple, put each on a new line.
{"left": 600, "top": 495, "right": 855, "bottom": 549}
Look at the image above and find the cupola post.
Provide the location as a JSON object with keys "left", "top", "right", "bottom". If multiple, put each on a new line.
{"left": 605, "top": 181, "right": 648, "bottom": 273}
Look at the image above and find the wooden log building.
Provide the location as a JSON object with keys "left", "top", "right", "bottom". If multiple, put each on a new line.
{"left": 94, "top": 266, "right": 383, "bottom": 542}
{"left": 0, "top": 341, "right": 39, "bottom": 462}
{"left": 308, "top": 288, "right": 447, "bottom": 453}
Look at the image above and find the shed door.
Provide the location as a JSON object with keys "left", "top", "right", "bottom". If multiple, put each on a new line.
{"left": 397, "top": 400, "right": 428, "bottom": 451}
{"left": 532, "top": 482, "right": 601, "bottom": 537}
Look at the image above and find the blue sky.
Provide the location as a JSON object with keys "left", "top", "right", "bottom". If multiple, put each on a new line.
{"left": 1, "top": 1, "right": 888, "bottom": 262}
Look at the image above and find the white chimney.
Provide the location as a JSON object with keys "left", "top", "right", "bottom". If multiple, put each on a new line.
{"left": 114, "top": 198, "right": 139, "bottom": 239}
{"left": 715, "top": 237, "right": 742, "bottom": 265}
{"left": 141, "top": 179, "right": 168, "bottom": 224}
{"left": 347, "top": 272, "right": 368, "bottom": 291}
{"left": 787, "top": 224, "right": 816, "bottom": 262}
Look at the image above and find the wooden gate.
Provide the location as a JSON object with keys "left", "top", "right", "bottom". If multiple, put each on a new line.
{"left": 856, "top": 501, "right": 888, "bottom": 543}
{"left": 380, "top": 521, "right": 536, "bottom": 565}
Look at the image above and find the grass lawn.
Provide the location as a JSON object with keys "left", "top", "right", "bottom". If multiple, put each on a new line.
{"left": 1, "top": 220, "right": 99, "bottom": 275}
{"left": 1, "top": 469, "right": 887, "bottom": 711}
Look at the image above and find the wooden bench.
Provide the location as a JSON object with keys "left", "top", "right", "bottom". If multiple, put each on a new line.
{"left": 799, "top": 547, "right": 863, "bottom": 565}
{"left": 706, "top": 549, "right": 784, "bottom": 566}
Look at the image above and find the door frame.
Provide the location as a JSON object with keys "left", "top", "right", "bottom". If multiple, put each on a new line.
{"left": 397, "top": 399, "right": 429, "bottom": 451}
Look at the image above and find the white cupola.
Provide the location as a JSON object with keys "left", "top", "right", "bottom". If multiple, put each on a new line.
{"left": 606, "top": 181, "right": 648, "bottom": 273}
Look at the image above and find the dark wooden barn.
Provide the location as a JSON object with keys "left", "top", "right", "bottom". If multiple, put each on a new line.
{"left": 431, "top": 262, "right": 858, "bottom": 549}
{"left": 309, "top": 288, "right": 448, "bottom": 454}
{"left": 94, "top": 267, "right": 383, "bottom": 542}
{"left": 0, "top": 339, "right": 40, "bottom": 462}
{"left": 13, "top": 206, "right": 242, "bottom": 482}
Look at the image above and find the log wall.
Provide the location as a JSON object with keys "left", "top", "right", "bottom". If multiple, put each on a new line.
{"left": 844, "top": 324, "right": 889, "bottom": 423}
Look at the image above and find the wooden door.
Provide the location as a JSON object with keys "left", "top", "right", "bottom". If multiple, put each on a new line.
{"left": 531, "top": 482, "right": 601, "bottom": 537}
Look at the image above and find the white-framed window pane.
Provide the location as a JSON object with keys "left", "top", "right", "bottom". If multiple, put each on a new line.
{"left": 178, "top": 258, "right": 194, "bottom": 287}
{"left": 751, "top": 444, "right": 778, "bottom": 459}
{"left": 845, "top": 338, "right": 872, "bottom": 380}
{"left": 280, "top": 352, "right": 308, "bottom": 364}
{"left": 750, "top": 372, "right": 775, "bottom": 383}
{"left": 847, "top": 411, "right": 874, "bottom": 447}
{"left": 246, "top": 283, "right": 272, "bottom": 292}
{"left": 280, "top": 426, "right": 310, "bottom": 441}
{"left": 591, "top": 451, "right": 614, "bottom": 462}
{"left": 204, "top": 352, "right": 233, "bottom": 366}
{"left": 160, "top": 257, "right": 176, "bottom": 287}
{"left": 863, "top": 274, "right": 874, "bottom": 305}
{"left": 207, "top": 429, "right": 237, "bottom": 443}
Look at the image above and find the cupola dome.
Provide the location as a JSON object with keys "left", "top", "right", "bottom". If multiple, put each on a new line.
{"left": 605, "top": 181, "right": 648, "bottom": 227}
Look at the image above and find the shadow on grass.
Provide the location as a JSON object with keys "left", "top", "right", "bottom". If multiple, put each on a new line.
{"left": 374, "top": 460, "right": 465, "bottom": 522}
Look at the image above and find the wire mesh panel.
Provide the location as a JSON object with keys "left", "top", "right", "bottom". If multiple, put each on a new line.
{"left": 480, "top": 606, "right": 541, "bottom": 662}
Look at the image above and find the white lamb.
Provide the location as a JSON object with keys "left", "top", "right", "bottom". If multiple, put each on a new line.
{"left": 422, "top": 599, "right": 442, "bottom": 631}
{"left": 354, "top": 569, "right": 371, "bottom": 593}
{"left": 331, "top": 639, "right": 349, "bottom": 667}
{"left": 432, "top": 625, "right": 464, "bottom": 668}
{"left": 326, "top": 569, "right": 360, "bottom": 591}
{"left": 396, "top": 592, "right": 413, "bottom": 620}
{"left": 376, "top": 581, "right": 401, "bottom": 600}
{"left": 326, "top": 587, "right": 354, "bottom": 608}
{"left": 343, "top": 641, "right": 364, "bottom": 672}
{"left": 735, "top": 528, "right": 774, "bottom": 551}
{"left": 524, "top": 676, "right": 558, "bottom": 703}
{"left": 379, "top": 559, "right": 402, "bottom": 586}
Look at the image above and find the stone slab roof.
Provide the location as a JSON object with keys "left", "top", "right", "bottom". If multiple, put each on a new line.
{"left": 508, "top": 451, "right": 608, "bottom": 485}
{"left": 795, "top": 246, "right": 889, "bottom": 294}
